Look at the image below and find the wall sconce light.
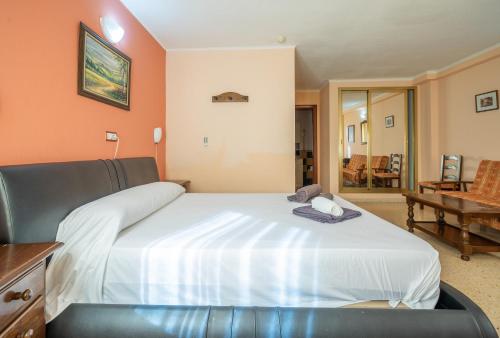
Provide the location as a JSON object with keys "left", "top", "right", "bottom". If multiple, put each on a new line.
{"left": 359, "top": 107, "right": 367, "bottom": 120}
{"left": 100, "top": 16, "right": 124, "bottom": 43}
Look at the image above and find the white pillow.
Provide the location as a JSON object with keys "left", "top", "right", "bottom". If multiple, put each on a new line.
{"left": 46, "top": 181, "right": 185, "bottom": 321}
{"left": 59, "top": 181, "right": 185, "bottom": 236}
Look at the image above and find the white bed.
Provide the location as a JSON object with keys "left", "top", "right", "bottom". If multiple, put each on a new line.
{"left": 46, "top": 184, "right": 440, "bottom": 321}
{"left": 103, "top": 193, "right": 440, "bottom": 309}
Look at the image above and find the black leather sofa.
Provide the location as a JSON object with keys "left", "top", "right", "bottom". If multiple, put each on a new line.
{"left": 0, "top": 158, "right": 497, "bottom": 338}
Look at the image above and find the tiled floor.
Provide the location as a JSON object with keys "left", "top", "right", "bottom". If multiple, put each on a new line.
{"left": 357, "top": 201, "right": 500, "bottom": 333}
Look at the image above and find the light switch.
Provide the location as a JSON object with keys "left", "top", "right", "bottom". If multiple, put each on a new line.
{"left": 203, "top": 136, "right": 208, "bottom": 146}
{"left": 106, "top": 131, "right": 118, "bottom": 142}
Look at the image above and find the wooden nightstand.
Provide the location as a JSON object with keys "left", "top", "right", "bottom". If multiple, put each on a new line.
{"left": 164, "top": 179, "right": 190, "bottom": 190}
{"left": 0, "top": 243, "right": 62, "bottom": 338}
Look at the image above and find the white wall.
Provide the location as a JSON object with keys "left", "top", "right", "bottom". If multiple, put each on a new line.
{"left": 371, "top": 92, "right": 405, "bottom": 157}
{"left": 166, "top": 47, "right": 296, "bottom": 192}
{"left": 432, "top": 56, "right": 500, "bottom": 180}
{"left": 319, "top": 84, "right": 330, "bottom": 190}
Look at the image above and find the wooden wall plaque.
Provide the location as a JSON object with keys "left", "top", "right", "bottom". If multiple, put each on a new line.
{"left": 212, "top": 92, "right": 249, "bottom": 103}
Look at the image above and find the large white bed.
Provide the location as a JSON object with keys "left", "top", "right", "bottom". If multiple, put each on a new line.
{"left": 104, "top": 193, "right": 440, "bottom": 307}
{"left": 46, "top": 184, "right": 440, "bottom": 321}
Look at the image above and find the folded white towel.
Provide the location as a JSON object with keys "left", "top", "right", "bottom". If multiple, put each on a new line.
{"left": 311, "top": 196, "right": 344, "bottom": 217}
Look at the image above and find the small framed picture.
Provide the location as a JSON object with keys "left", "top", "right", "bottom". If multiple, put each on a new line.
{"left": 475, "top": 90, "right": 498, "bottom": 113}
{"left": 385, "top": 115, "right": 394, "bottom": 128}
{"left": 347, "top": 125, "right": 355, "bottom": 143}
{"left": 360, "top": 120, "right": 368, "bottom": 144}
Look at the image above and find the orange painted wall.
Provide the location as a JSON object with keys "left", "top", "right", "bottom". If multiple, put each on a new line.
{"left": 0, "top": 0, "right": 166, "bottom": 177}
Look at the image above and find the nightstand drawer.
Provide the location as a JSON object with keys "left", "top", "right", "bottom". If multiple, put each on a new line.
{"left": 1, "top": 296, "right": 44, "bottom": 338}
{"left": 0, "top": 263, "right": 44, "bottom": 332}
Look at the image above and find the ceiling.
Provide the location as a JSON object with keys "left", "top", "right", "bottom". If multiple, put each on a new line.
{"left": 121, "top": 0, "right": 500, "bottom": 89}
{"left": 341, "top": 91, "right": 394, "bottom": 112}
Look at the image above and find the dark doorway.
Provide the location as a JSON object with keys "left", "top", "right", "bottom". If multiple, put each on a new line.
{"left": 295, "top": 105, "right": 317, "bottom": 190}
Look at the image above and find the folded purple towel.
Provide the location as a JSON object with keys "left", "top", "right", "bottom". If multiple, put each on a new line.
{"left": 292, "top": 205, "right": 362, "bottom": 223}
{"left": 287, "top": 184, "right": 322, "bottom": 203}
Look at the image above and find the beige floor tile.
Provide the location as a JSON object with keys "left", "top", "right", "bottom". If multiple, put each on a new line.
{"left": 357, "top": 202, "right": 500, "bottom": 333}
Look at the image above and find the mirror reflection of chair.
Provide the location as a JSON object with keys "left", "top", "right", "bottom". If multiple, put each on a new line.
{"left": 417, "top": 154, "right": 463, "bottom": 209}
{"left": 370, "top": 155, "right": 390, "bottom": 176}
{"left": 373, "top": 154, "right": 403, "bottom": 188}
{"left": 342, "top": 154, "right": 367, "bottom": 186}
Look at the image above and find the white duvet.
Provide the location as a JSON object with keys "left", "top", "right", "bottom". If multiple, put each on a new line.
{"left": 46, "top": 188, "right": 441, "bottom": 322}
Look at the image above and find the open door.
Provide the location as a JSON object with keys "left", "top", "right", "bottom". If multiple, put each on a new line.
{"left": 295, "top": 105, "right": 318, "bottom": 190}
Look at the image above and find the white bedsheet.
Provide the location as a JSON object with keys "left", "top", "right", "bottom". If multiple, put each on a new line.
{"left": 103, "top": 193, "right": 440, "bottom": 309}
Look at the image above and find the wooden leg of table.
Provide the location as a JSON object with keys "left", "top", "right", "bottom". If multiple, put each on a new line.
{"left": 419, "top": 185, "right": 424, "bottom": 209}
{"left": 406, "top": 198, "right": 416, "bottom": 233}
{"left": 435, "top": 209, "right": 445, "bottom": 235}
{"left": 458, "top": 215, "right": 472, "bottom": 261}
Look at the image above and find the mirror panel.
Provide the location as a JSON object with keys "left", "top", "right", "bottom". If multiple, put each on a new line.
{"left": 369, "top": 90, "right": 406, "bottom": 191}
{"left": 340, "top": 88, "right": 415, "bottom": 193}
{"left": 341, "top": 90, "right": 368, "bottom": 189}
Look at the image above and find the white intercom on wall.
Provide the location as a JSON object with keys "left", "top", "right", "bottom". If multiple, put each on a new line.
{"left": 153, "top": 127, "right": 162, "bottom": 144}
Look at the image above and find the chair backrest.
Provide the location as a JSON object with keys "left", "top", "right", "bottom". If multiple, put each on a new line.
{"left": 440, "top": 154, "right": 462, "bottom": 182}
{"left": 469, "top": 160, "right": 500, "bottom": 199}
{"left": 347, "top": 154, "right": 366, "bottom": 170}
{"left": 390, "top": 154, "right": 403, "bottom": 175}
{"left": 371, "top": 156, "right": 389, "bottom": 171}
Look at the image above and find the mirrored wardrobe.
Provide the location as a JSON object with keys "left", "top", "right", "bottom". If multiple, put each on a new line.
{"left": 340, "top": 88, "right": 416, "bottom": 193}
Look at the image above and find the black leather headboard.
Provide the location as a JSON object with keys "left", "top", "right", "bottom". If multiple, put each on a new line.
{"left": 112, "top": 157, "right": 159, "bottom": 190}
{"left": 0, "top": 157, "right": 159, "bottom": 244}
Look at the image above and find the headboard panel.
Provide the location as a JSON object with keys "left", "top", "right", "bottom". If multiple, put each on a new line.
{"left": 112, "top": 157, "right": 159, "bottom": 189}
{"left": 0, "top": 157, "right": 158, "bottom": 244}
{"left": 0, "top": 160, "right": 118, "bottom": 244}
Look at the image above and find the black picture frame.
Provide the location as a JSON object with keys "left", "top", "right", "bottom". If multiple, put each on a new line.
{"left": 385, "top": 115, "right": 394, "bottom": 128}
{"left": 475, "top": 90, "right": 498, "bottom": 113}
{"left": 78, "top": 22, "right": 131, "bottom": 110}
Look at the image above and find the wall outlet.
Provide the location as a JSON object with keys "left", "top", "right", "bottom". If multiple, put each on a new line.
{"left": 106, "top": 131, "right": 118, "bottom": 142}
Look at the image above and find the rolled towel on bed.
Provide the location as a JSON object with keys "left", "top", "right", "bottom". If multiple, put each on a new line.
{"left": 287, "top": 184, "right": 322, "bottom": 203}
{"left": 311, "top": 196, "right": 344, "bottom": 216}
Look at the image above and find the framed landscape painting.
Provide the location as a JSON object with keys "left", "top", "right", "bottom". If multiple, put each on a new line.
{"left": 78, "top": 22, "right": 131, "bottom": 110}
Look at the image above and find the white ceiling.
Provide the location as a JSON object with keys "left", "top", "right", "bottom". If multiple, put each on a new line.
{"left": 121, "top": 0, "right": 500, "bottom": 89}
{"left": 341, "top": 91, "right": 391, "bottom": 112}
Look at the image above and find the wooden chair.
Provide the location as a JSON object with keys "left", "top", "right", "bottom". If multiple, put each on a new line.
{"left": 373, "top": 154, "right": 402, "bottom": 188}
{"left": 437, "top": 160, "right": 500, "bottom": 230}
{"left": 418, "top": 154, "right": 462, "bottom": 209}
{"left": 342, "top": 154, "right": 366, "bottom": 186}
